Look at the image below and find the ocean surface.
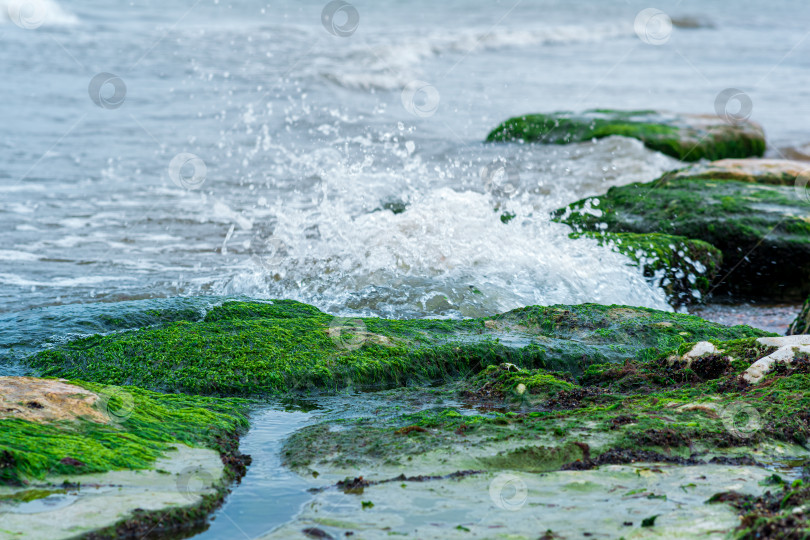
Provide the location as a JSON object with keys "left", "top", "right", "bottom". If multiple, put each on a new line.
{"left": 2, "top": 0, "right": 810, "bottom": 323}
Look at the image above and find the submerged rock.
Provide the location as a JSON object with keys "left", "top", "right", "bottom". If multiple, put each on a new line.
{"left": 0, "top": 376, "right": 249, "bottom": 539}
{"left": 23, "top": 300, "right": 770, "bottom": 396}
{"left": 265, "top": 464, "right": 773, "bottom": 539}
{"left": 485, "top": 109, "right": 765, "bottom": 161}
{"left": 571, "top": 231, "right": 722, "bottom": 308}
{"left": 554, "top": 160, "right": 810, "bottom": 300}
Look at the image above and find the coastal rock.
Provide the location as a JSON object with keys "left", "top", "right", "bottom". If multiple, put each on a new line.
{"left": 24, "top": 300, "right": 770, "bottom": 396}
{"left": 8, "top": 299, "right": 806, "bottom": 539}
{"left": 788, "top": 296, "right": 810, "bottom": 335}
{"left": 0, "top": 377, "right": 249, "bottom": 539}
{"left": 554, "top": 161, "right": 810, "bottom": 299}
{"left": 661, "top": 157, "right": 810, "bottom": 185}
{"left": 780, "top": 141, "right": 810, "bottom": 161}
{"left": 571, "top": 232, "right": 722, "bottom": 308}
{"left": 270, "top": 331, "right": 810, "bottom": 539}
{"left": 667, "top": 335, "right": 810, "bottom": 384}
{"left": 485, "top": 109, "right": 765, "bottom": 162}
{"left": 0, "top": 377, "right": 108, "bottom": 424}
{"left": 741, "top": 335, "right": 810, "bottom": 383}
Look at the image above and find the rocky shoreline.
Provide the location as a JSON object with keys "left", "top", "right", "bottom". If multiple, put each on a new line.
{"left": 2, "top": 109, "right": 810, "bottom": 538}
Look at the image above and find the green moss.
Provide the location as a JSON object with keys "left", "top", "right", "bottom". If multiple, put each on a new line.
{"left": 23, "top": 300, "right": 770, "bottom": 396}
{"left": 485, "top": 366, "right": 577, "bottom": 395}
{"left": 283, "top": 334, "right": 810, "bottom": 473}
{"left": 0, "top": 381, "right": 248, "bottom": 485}
{"left": 500, "top": 211, "right": 516, "bottom": 224}
{"left": 571, "top": 232, "right": 722, "bottom": 308}
{"left": 554, "top": 177, "right": 810, "bottom": 299}
{"left": 477, "top": 442, "right": 587, "bottom": 472}
{"left": 485, "top": 110, "right": 765, "bottom": 161}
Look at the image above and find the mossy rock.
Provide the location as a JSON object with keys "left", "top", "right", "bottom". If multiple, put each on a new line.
{"left": 0, "top": 376, "right": 248, "bottom": 485}
{"left": 720, "top": 480, "right": 810, "bottom": 538}
{"left": 276, "top": 359, "right": 810, "bottom": 539}
{"left": 553, "top": 171, "right": 810, "bottom": 300}
{"left": 788, "top": 296, "right": 810, "bottom": 335}
{"left": 23, "top": 300, "right": 770, "bottom": 396}
{"left": 662, "top": 335, "right": 810, "bottom": 385}
{"left": 0, "top": 377, "right": 250, "bottom": 539}
{"left": 571, "top": 231, "right": 722, "bottom": 308}
{"left": 485, "top": 109, "right": 765, "bottom": 162}
{"left": 284, "top": 335, "right": 810, "bottom": 475}
{"left": 277, "top": 332, "right": 810, "bottom": 540}
{"left": 470, "top": 364, "right": 577, "bottom": 398}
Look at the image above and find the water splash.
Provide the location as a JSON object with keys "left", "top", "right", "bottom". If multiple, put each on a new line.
{"left": 217, "top": 187, "right": 671, "bottom": 318}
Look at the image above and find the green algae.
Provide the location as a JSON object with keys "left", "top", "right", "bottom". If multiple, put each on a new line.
{"left": 282, "top": 331, "right": 810, "bottom": 476}
{"left": 0, "top": 381, "right": 248, "bottom": 486}
{"left": 554, "top": 177, "right": 810, "bottom": 299}
{"left": 0, "top": 488, "right": 65, "bottom": 503}
{"left": 470, "top": 364, "right": 577, "bottom": 398}
{"left": 24, "top": 300, "right": 770, "bottom": 396}
{"left": 485, "top": 110, "right": 766, "bottom": 161}
{"left": 570, "top": 231, "right": 722, "bottom": 307}
{"left": 477, "top": 442, "right": 586, "bottom": 472}
{"left": 713, "top": 478, "right": 810, "bottom": 538}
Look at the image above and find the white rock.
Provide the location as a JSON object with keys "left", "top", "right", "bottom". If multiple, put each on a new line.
{"left": 679, "top": 341, "right": 719, "bottom": 368}
{"left": 743, "top": 335, "right": 810, "bottom": 383}
{"left": 756, "top": 335, "right": 810, "bottom": 348}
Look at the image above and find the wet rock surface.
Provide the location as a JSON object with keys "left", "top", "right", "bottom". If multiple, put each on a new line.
{"left": 20, "top": 300, "right": 768, "bottom": 395}
{"left": 555, "top": 159, "right": 810, "bottom": 300}
{"left": 4, "top": 299, "right": 809, "bottom": 538}
{"left": 0, "top": 377, "right": 249, "bottom": 539}
{"left": 789, "top": 296, "right": 810, "bottom": 335}
{"left": 570, "top": 231, "right": 722, "bottom": 308}
{"left": 486, "top": 109, "right": 766, "bottom": 162}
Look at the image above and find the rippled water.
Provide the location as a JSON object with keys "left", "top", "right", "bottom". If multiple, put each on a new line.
{"left": 2, "top": 0, "right": 810, "bottom": 319}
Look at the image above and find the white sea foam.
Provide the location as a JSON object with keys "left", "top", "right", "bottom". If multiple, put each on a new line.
{"left": 216, "top": 188, "right": 671, "bottom": 318}
{"left": 0, "top": 274, "right": 132, "bottom": 287}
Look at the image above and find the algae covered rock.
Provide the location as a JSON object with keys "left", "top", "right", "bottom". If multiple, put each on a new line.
{"left": 0, "top": 376, "right": 249, "bottom": 538}
{"left": 721, "top": 479, "right": 810, "bottom": 538}
{"left": 665, "top": 335, "right": 810, "bottom": 384}
{"left": 272, "top": 331, "right": 810, "bottom": 539}
{"left": 554, "top": 164, "right": 810, "bottom": 299}
{"left": 485, "top": 109, "right": 766, "bottom": 161}
{"left": 788, "top": 295, "right": 810, "bottom": 335}
{"left": 24, "top": 300, "right": 770, "bottom": 396}
{"left": 572, "top": 231, "right": 722, "bottom": 308}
